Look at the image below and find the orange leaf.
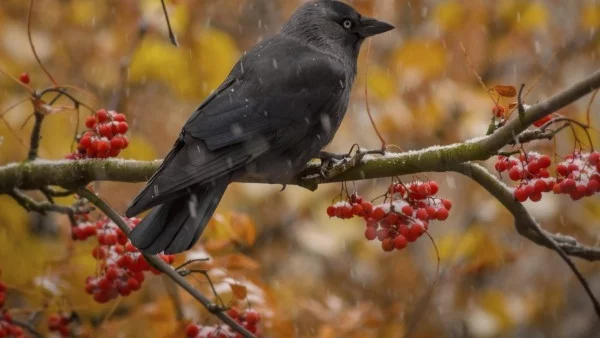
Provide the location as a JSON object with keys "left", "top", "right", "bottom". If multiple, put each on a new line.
{"left": 229, "top": 283, "right": 248, "bottom": 300}
{"left": 493, "top": 85, "right": 517, "bottom": 97}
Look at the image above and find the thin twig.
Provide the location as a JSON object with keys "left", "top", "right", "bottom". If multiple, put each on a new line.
{"left": 28, "top": 0, "right": 58, "bottom": 87}
{"left": 364, "top": 40, "right": 386, "bottom": 151}
{"left": 76, "top": 187, "right": 255, "bottom": 338}
{"left": 160, "top": 0, "right": 179, "bottom": 47}
{"left": 11, "top": 318, "right": 42, "bottom": 338}
{"left": 8, "top": 189, "right": 74, "bottom": 215}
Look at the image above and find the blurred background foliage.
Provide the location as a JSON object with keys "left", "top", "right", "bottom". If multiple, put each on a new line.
{"left": 1, "top": 0, "right": 600, "bottom": 337}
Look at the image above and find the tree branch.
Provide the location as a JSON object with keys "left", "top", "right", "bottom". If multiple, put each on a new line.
{"left": 451, "top": 162, "right": 600, "bottom": 318}
{"left": 75, "top": 187, "right": 256, "bottom": 338}
{"left": 1, "top": 69, "right": 599, "bottom": 193}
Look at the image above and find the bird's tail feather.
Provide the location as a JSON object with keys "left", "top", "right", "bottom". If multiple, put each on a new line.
{"left": 130, "top": 177, "right": 228, "bottom": 254}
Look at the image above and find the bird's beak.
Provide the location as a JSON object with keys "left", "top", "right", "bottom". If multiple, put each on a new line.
{"left": 359, "top": 17, "right": 394, "bottom": 37}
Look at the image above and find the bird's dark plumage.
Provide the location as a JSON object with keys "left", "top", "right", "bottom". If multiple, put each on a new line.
{"left": 126, "top": 0, "right": 394, "bottom": 254}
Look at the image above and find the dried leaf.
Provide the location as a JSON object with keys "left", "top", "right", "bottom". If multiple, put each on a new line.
{"left": 493, "top": 85, "right": 517, "bottom": 97}
{"left": 229, "top": 283, "right": 248, "bottom": 300}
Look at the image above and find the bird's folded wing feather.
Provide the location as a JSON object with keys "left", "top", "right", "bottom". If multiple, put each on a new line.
{"left": 126, "top": 38, "right": 346, "bottom": 215}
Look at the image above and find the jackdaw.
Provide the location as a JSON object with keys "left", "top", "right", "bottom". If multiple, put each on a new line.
{"left": 125, "top": 0, "right": 394, "bottom": 254}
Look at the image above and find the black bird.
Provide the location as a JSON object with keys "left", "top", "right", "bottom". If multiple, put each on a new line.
{"left": 126, "top": 0, "right": 394, "bottom": 254}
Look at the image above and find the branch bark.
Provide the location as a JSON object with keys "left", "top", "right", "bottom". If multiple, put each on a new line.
{"left": 1, "top": 69, "right": 599, "bottom": 193}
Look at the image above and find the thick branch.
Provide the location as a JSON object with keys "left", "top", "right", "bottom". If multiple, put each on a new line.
{"left": 451, "top": 163, "right": 600, "bottom": 260}
{"left": 76, "top": 188, "right": 255, "bottom": 338}
{"left": 1, "top": 69, "right": 599, "bottom": 193}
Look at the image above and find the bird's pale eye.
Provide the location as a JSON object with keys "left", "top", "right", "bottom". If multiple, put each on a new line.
{"left": 342, "top": 19, "right": 353, "bottom": 29}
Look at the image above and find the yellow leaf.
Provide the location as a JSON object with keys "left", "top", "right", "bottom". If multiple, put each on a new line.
{"left": 517, "top": 3, "right": 549, "bottom": 32}
{"left": 582, "top": 4, "right": 600, "bottom": 29}
{"left": 194, "top": 28, "right": 240, "bottom": 98}
{"left": 365, "top": 65, "right": 396, "bottom": 100}
{"left": 229, "top": 283, "right": 248, "bottom": 300}
{"left": 434, "top": 1, "right": 465, "bottom": 30}
{"left": 392, "top": 39, "right": 447, "bottom": 81}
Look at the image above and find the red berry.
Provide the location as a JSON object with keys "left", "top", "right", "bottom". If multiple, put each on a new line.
{"left": 351, "top": 204, "right": 363, "bottom": 215}
{"left": 442, "top": 199, "right": 452, "bottom": 210}
{"left": 85, "top": 116, "right": 97, "bottom": 129}
{"left": 533, "top": 180, "right": 547, "bottom": 194}
{"left": 527, "top": 161, "right": 540, "bottom": 174}
{"left": 114, "top": 113, "right": 127, "bottom": 122}
{"left": 92, "top": 246, "right": 106, "bottom": 259}
{"left": 79, "top": 135, "right": 92, "bottom": 149}
{"left": 428, "top": 181, "right": 439, "bottom": 195}
{"left": 514, "top": 187, "right": 528, "bottom": 202}
{"left": 590, "top": 152, "right": 600, "bottom": 166}
{"left": 365, "top": 227, "right": 377, "bottom": 240}
{"left": 556, "top": 164, "right": 568, "bottom": 176}
{"left": 96, "top": 139, "right": 111, "bottom": 157}
{"left": 509, "top": 167, "right": 522, "bottom": 181}
{"left": 361, "top": 201, "right": 373, "bottom": 215}
{"left": 127, "top": 277, "right": 141, "bottom": 291}
{"left": 560, "top": 179, "right": 576, "bottom": 193}
{"left": 121, "top": 135, "right": 129, "bottom": 148}
{"left": 116, "top": 122, "right": 129, "bottom": 134}
{"left": 48, "top": 314, "right": 61, "bottom": 330}
{"left": 245, "top": 310, "right": 261, "bottom": 325}
{"left": 424, "top": 206, "right": 436, "bottom": 219}
{"left": 529, "top": 191, "right": 542, "bottom": 202}
{"left": 417, "top": 183, "right": 431, "bottom": 197}
{"left": 326, "top": 206, "right": 336, "bottom": 217}
{"left": 415, "top": 208, "right": 428, "bottom": 221}
{"left": 492, "top": 105, "right": 505, "bottom": 117}
{"left": 538, "top": 155, "right": 551, "bottom": 168}
{"left": 99, "top": 124, "right": 113, "bottom": 138}
{"left": 366, "top": 218, "right": 378, "bottom": 228}
{"left": 19, "top": 72, "right": 30, "bottom": 84}
{"left": 552, "top": 183, "right": 562, "bottom": 194}
{"left": 381, "top": 238, "right": 395, "bottom": 252}
{"left": 96, "top": 109, "right": 109, "bottom": 123}
{"left": 410, "top": 224, "right": 425, "bottom": 238}
{"left": 588, "top": 179, "right": 600, "bottom": 193}
{"left": 401, "top": 205, "right": 413, "bottom": 216}
{"left": 435, "top": 207, "right": 449, "bottom": 220}
{"left": 567, "top": 163, "right": 579, "bottom": 173}
{"left": 377, "top": 228, "right": 390, "bottom": 241}
{"left": 104, "top": 233, "right": 118, "bottom": 245}
{"left": 106, "top": 267, "right": 119, "bottom": 280}
{"left": 394, "top": 235, "right": 408, "bottom": 250}
{"left": 97, "top": 277, "right": 111, "bottom": 291}
{"left": 372, "top": 207, "right": 386, "bottom": 220}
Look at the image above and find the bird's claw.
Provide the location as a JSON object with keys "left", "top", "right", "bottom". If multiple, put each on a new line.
{"left": 318, "top": 147, "right": 384, "bottom": 180}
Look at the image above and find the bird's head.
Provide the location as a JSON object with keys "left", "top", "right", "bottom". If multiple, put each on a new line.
{"left": 281, "top": 0, "right": 394, "bottom": 61}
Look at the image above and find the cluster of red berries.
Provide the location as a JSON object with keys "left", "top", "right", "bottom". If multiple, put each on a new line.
{"left": 76, "top": 217, "right": 174, "bottom": 303}
{"left": 553, "top": 152, "right": 600, "bottom": 200}
{"left": 495, "top": 152, "right": 553, "bottom": 202}
{"left": 495, "top": 151, "right": 600, "bottom": 202}
{"left": 66, "top": 109, "right": 129, "bottom": 159}
{"left": 47, "top": 313, "right": 77, "bottom": 337}
{"left": 186, "top": 308, "right": 261, "bottom": 338}
{"left": 327, "top": 181, "right": 452, "bottom": 252}
{"left": 0, "top": 311, "right": 24, "bottom": 338}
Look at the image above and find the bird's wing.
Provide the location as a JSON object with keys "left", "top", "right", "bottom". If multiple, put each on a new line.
{"left": 126, "top": 38, "right": 346, "bottom": 216}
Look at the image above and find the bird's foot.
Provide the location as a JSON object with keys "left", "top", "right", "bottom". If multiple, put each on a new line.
{"left": 318, "top": 146, "right": 385, "bottom": 179}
